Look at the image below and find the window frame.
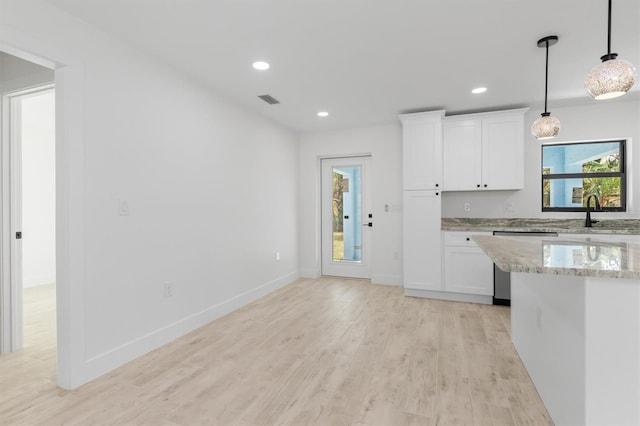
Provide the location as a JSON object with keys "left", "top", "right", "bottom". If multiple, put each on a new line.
{"left": 541, "top": 139, "right": 627, "bottom": 212}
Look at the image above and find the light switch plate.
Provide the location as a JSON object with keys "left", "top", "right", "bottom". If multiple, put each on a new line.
{"left": 118, "top": 199, "right": 130, "bottom": 216}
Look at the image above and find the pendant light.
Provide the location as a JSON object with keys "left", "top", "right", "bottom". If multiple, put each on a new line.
{"left": 585, "top": 0, "right": 637, "bottom": 99}
{"left": 531, "top": 36, "right": 560, "bottom": 140}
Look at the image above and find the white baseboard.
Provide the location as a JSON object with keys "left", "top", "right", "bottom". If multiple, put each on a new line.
{"left": 78, "top": 270, "right": 299, "bottom": 387}
{"left": 371, "top": 274, "right": 402, "bottom": 286}
{"left": 404, "top": 288, "right": 493, "bottom": 305}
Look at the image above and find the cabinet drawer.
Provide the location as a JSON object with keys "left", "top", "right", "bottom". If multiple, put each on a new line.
{"left": 444, "top": 231, "right": 492, "bottom": 247}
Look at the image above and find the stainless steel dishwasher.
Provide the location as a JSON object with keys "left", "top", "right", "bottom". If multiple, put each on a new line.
{"left": 492, "top": 230, "right": 559, "bottom": 306}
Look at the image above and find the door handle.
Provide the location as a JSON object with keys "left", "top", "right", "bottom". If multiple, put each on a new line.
{"left": 16, "top": 231, "right": 22, "bottom": 239}
{"left": 363, "top": 222, "right": 373, "bottom": 227}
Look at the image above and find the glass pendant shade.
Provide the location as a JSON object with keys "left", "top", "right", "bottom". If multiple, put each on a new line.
{"left": 531, "top": 113, "right": 561, "bottom": 140}
{"left": 585, "top": 57, "right": 637, "bottom": 99}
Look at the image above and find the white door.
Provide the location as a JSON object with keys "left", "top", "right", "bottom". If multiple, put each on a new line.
{"left": 321, "top": 157, "right": 372, "bottom": 278}
{"left": 0, "top": 85, "right": 55, "bottom": 354}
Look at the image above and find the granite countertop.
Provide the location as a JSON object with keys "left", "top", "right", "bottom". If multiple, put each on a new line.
{"left": 473, "top": 235, "right": 640, "bottom": 280}
{"left": 443, "top": 217, "right": 640, "bottom": 235}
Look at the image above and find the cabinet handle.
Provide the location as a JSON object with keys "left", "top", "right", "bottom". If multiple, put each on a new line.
{"left": 435, "top": 183, "right": 439, "bottom": 187}
{"left": 484, "top": 184, "right": 488, "bottom": 188}
{"left": 466, "top": 237, "right": 470, "bottom": 241}
{"left": 477, "top": 184, "right": 481, "bottom": 188}
{"left": 436, "top": 192, "right": 439, "bottom": 196}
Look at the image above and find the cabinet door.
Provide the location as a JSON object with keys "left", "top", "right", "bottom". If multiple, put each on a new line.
{"left": 403, "top": 190, "right": 442, "bottom": 291}
{"left": 481, "top": 114, "right": 524, "bottom": 190}
{"left": 401, "top": 116, "right": 443, "bottom": 190}
{"left": 443, "top": 119, "right": 482, "bottom": 191}
{"left": 444, "top": 246, "right": 494, "bottom": 295}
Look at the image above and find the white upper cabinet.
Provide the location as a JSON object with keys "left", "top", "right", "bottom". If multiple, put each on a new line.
{"left": 481, "top": 113, "right": 525, "bottom": 190}
{"left": 443, "top": 108, "right": 527, "bottom": 191}
{"left": 399, "top": 110, "right": 445, "bottom": 190}
{"left": 442, "top": 118, "right": 482, "bottom": 191}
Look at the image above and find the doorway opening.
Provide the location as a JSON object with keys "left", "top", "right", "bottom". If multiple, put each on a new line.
{"left": 1, "top": 78, "right": 56, "bottom": 357}
{"left": 321, "top": 156, "right": 372, "bottom": 279}
{"left": 0, "top": 27, "right": 82, "bottom": 389}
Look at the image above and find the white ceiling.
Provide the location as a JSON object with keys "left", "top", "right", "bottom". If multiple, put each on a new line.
{"left": 45, "top": 0, "right": 640, "bottom": 133}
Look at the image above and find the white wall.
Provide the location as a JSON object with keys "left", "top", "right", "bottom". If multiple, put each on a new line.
{"left": 0, "top": 51, "right": 54, "bottom": 93}
{"left": 299, "top": 124, "right": 403, "bottom": 285}
{"left": 21, "top": 90, "right": 56, "bottom": 288}
{"left": 442, "top": 99, "right": 640, "bottom": 219}
{"left": 0, "top": 1, "right": 299, "bottom": 387}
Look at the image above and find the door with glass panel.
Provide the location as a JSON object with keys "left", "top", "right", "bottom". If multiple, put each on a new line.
{"left": 321, "top": 156, "right": 372, "bottom": 278}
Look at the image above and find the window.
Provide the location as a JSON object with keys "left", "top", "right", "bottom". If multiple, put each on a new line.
{"left": 542, "top": 140, "right": 626, "bottom": 212}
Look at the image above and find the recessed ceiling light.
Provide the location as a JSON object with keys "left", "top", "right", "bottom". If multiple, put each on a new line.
{"left": 252, "top": 61, "right": 270, "bottom": 71}
{"left": 317, "top": 111, "right": 329, "bottom": 117}
{"left": 472, "top": 87, "right": 487, "bottom": 94}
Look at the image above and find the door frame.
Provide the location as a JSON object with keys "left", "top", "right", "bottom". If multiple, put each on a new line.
{"left": 320, "top": 155, "right": 372, "bottom": 279}
{"left": 0, "top": 24, "right": 86, "bottom": 389}
{"left": 1, "top": 84, "right": 56, "bottom": 354}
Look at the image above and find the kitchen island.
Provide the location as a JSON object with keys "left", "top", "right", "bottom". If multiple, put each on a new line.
{"left": 474, "top": 235, "right": 640, "bottom": 426}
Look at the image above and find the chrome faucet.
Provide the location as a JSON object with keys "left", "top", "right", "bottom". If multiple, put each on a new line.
{"left": 585, "top": 194, "right": 601, "bottom": 227}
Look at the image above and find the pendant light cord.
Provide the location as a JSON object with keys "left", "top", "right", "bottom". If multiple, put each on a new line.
{"left": 607, "top": 0, "right": 612, "bottom": 55}
{"left": 600, "top": 0, "right": 618, "bottom": 62}
{"left": 544, "top": 40, "right": 549, "bottom": 114}
{"left": 536, "top": 35, "right": 558, "bottom": 116}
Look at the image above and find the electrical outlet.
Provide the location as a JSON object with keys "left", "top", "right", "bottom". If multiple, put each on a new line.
{"left": 464, "top": 202, "right": 471, "bottom": 212}
{"left": 393, "top": 251, "right": 400, "bottom": 260}
{"left": 504, "top": 202, "right": 515, "bottom": 212}
{"left": 276, "top": 252, "right": 280, "bottom": 261}
{"left": 164, "top": 282, "right": 173, "bottom": 298}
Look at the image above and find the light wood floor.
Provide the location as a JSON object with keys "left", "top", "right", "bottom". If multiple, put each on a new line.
{"left": 1, "top": 278, "right": 553, "bottom": 425}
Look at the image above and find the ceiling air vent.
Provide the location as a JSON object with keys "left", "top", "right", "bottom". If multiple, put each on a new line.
{"left": 258, "top": 94, "right": 280, "bottom": 105}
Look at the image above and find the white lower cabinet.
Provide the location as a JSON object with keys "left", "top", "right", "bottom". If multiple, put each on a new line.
{"left": 403, "top": 190, "right": 442, "bottom": 291}
{"left": 560, "top": 233, "right": 639, "bottom": 243}
{"left": 443, "top": 231, "right": 494, "bottom": 296}
{"left": 558, "top": 233, "right": 611, "bottom": 242}
{"left": 613, "top": 235, "right": 640, "bottom": 244}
